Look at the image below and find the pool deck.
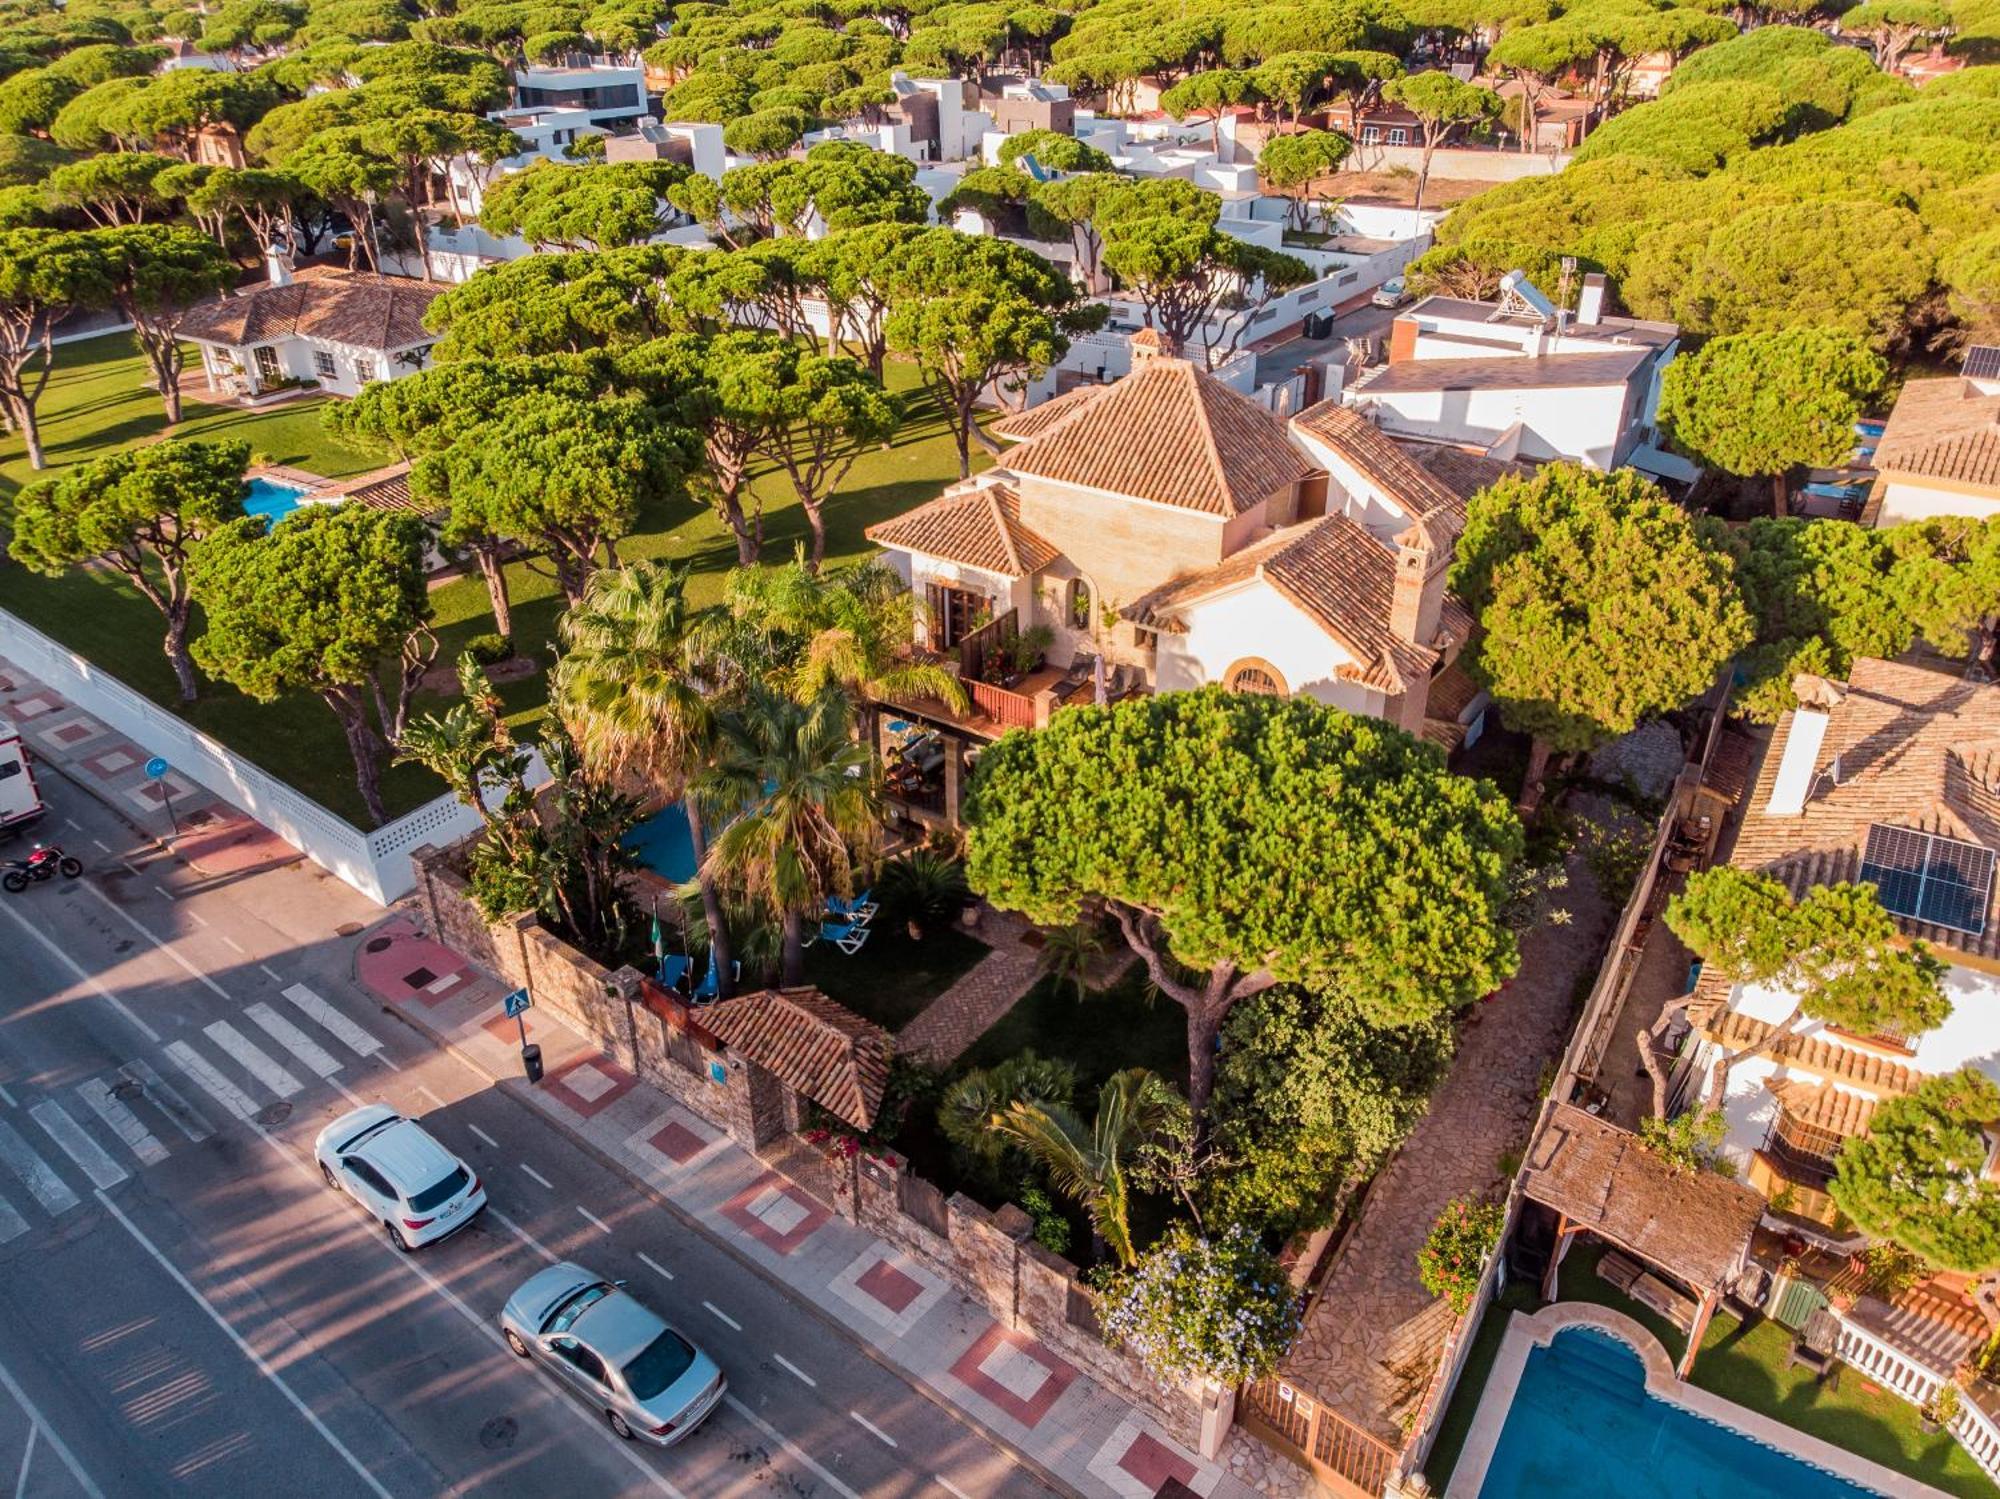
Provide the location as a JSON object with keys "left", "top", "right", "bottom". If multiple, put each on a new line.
{"left": 1447, "top": 1303, "right": 1951, "bottom": 1499}
{"left": 246, "top": 463, "right": 332, "bottom": 492}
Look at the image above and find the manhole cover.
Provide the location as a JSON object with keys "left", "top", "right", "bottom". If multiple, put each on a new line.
{"left": 403, "top": 966, "right": 438, "bottom": 989}
{"left": 478, "top": 1417, "right": 518, "bottom": 1451}
{"left": 365, "top": 937, "right": 392, "bottom": 954}
{"left": 256, "top": 1102, "right": 292, "bottom": 1128}
{"left": 336, "top": 922, "right": 364, "bottom": 937}
{"left": 110, "top": 1079, "right": 144, "bottom": 1101}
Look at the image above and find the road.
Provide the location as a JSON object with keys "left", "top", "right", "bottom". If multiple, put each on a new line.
{"left": 0, "top": 770, "right": 1059, "bottom": 1499}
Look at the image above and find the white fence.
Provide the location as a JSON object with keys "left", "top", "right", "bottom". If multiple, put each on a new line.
{"left": 0, "top": 607, "right": 486, "bottom": 904}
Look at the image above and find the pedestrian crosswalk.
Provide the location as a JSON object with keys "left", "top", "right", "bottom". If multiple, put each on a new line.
{"left": 0, "top": 983, "right": 387, "bottom": 1244}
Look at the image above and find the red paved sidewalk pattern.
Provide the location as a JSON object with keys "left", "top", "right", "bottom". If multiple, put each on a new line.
{"left": 948, "top": 1323, "right": 1078, "bottom": 1428}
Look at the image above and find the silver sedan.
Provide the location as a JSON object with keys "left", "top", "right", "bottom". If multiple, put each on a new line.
{"left": 501, "top": 1262, "right": 726, "bottom": 1445}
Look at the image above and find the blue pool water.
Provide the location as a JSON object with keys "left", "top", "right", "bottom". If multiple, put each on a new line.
{"left": 622, "top": 802, "right": 697, "bottom": 883}
{"left": 1478, "top": 1328, "right": 1880, "bottom": 1498}
{"left": 244, "top": 476, "right": 312, "bottom": 526}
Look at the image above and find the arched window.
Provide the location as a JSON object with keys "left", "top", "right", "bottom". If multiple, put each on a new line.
{"left": 1065, "top": 578, "right": 1092, "bottom": 632}
{"left": 1226, "top": 660, "right": 1287, "bottom": 696}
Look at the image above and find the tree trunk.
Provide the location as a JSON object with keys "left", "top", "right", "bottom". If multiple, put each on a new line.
{"left": 333, "top": 699, "right": 389, "bottom": 826}
{"left": 713, "top": 475, "right": 760, "bottom": 565}
{"left": 802, "top": 499, "right": 827, "bottom": 572}
{"left": 1185, "top": 986, "right": 1230, "bottom": 1119}
{"left": 152, "top": 343, "right": 184, "bottom": 424}
{"left": 780, "top": 905, "right": 806, "bottom": 987}
{"left": 163, "top": 607, "right": 198, "bottom": 703}
{"left": 1703, "top": 1006, "right": 1804, "bottom": 1112}
{"left": 14, "top": 397, "right": 42, "bottom": 470}
{"left": 951, "top": 405, "right": 972, "bottom": 479}
{"left": 1637, "top": 1027, "right": 1671, "bottom": 1119}
{"left": 1518, "top": 735, "right": 1551, "bottom": 815}
{"left": 475, "top": 543, "right": 513, "bottom": 639}
{"left": 1772, "top": 470, "right": 1789, "bottom": 519}
{"left": 684, "top": 799, "right": 733, "bottom": 999}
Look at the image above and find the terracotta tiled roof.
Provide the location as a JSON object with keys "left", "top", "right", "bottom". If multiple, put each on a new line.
{"left": 1769, "top": 1077, "right": 1878, "bottom": 1139}
{"left": 179, "top": 267, "right": 444, "bottom": 352}
{"left": 1873, "top": 377, "right": 2000, "bottom": 491}
{"left": 1847, "top": 1287, "right": 1990, "bottom": 1377}
{"left": 1731, "top": 658, "right": 2000, "bottom": 960}
{"left": 1291, "top": 402, "right": 1468, "bottom": 538}
{"left": 1698, "top": 1010, "right": 1920, "bottom": 1096}
{"left": 864, "top": 483, "right": 1059, "bottom": 577}
{"left": 989, "top": 383, "right": 1111, "bottom": 443}
{"left": 1425, "top": 658, "right": 1485, "bottom": 723}
{"left": 698, "top": 986, "right": 890, "bottom": 1132}
{"left": 316, "top": 461, "right": 425, "bottom": 514}
{"left": 1003, "top": 357, "right": 1317, "bottom": 517}
{"left": 1521, "top": 1104, "right": 1763, "bottom": 1291}
{"left": 1406, "top": 443, "right": 1532, "bottom": 503}
{"left": 1352, "top": 347, "right": 1652, "bottom": 394}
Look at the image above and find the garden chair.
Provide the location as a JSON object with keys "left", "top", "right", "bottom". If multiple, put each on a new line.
{"left": 815, "top": 919, "right": 871, "bottom": 955}
{"left": 690, "top": 955, "right": 740, "bottom": 1005}
{"left": 656, "top": 954, "right": 691, "bottom": 993}
{"left": 1786, "top": 1308, "right": 1842, "bottom": 1389}
{"left": 827, "top": 889, "right": 877, "bottom": 922}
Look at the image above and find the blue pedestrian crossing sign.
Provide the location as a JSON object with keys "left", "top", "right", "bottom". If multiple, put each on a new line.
{"left": 503, "top": 987, "right": 532, "bottom": 1018}
{"left": 144, "top": 756, "right": 170, "bottom": 779}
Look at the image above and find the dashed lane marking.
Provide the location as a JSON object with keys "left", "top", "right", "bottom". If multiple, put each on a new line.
{"left": 850, "top": 1411, "right": 897, "bottom": 1448}
{"left": 417, "top": 1085, "right": 447, "bottom": 1110}
{"left": 219, "top": 934, "right": 245, "bottom": 955}
{"left": 772, "top": 1354, "right": 814, "bottom": 1387}
{"left": 724, "top": 1395, "right": 861, "bottom": 1499}
{"left": 702, "top": 1302, "right": 740, "bottom": 1331}
{"left": 0, "top": 899, "right": 160, "bottom": 1044}
{"left": 467, "top": 1125, "right": 499, "bottom": 1149}
{"left": 258, "top": 964, "right": 284, "bottom": 983}
{"left": 636, "top": 1251, "right": 674, "bottom": 1282}
{"left": 77, "top": 883, "right": 231, "bottom": 1004}
{"left": 520, "top": 1163, "right": 554, "bottom": 1190}
{"left": 577, "top": 1205, "right": 611, "bottom": 1235}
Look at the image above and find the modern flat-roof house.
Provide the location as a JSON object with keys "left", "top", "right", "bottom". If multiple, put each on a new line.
{"left": 863, "top": 336, "right": 1495, "bottom": 824}
{"left": 1347, "top": 273, "right": 1684, "bottom": 476}
{"left": 178, "top": 251, "right": 443, "bottom": 401}
{"left": 513, "top": 60, "right": 648, "bottom": 130}
{"left": 1863, "top": 347, "right": 2000, "bottom": 527}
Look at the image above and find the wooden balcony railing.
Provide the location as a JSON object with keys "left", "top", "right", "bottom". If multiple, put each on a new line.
{"left": 966, "top": 677, "right": 1038, "bottom": 729}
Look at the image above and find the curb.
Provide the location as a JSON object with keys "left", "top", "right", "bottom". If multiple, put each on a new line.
{"left": 362, "top": 921, "right": 1083, "bottom": 1499}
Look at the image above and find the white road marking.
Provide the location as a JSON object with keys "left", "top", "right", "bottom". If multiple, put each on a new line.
{"left": 0, "top": 1085, "right": 13, "bottom": 1109}
{"left": 281, "top": 983, "right": 380, "bottom": 1056}
{"left": 76, "top": 1079, "right": 167, "bottom": 1167}
{"left": 850, "top": 1411, "right": 896, "bottom": 1447}
{"left": 724, "top": 1395, "right": 861, "bottom": 1499}
{"left": 258, "top": 964, "right": 283, "bottom": 983}
{"left": 243, "top": 1003, "right": 340, "bottom": 1079}
{"left": 416, "top": 1085, "right": 447, "bottom": 1110}
{"left": 77, "top": 883, "right": 231, "bottom": 1004}
{"left": 28, "top": 1101, "right": 125, "bottom": 1189}
{"left": 771, "top": 1354, "right": 814, "bottom": 1387}
{"left": 702, "top": 1301, "right": 740, "bottom": 1331}
{"left": 467, "top": 1124, "right": 499, "bottom": 1149}
{"left": 520, "top": 1163, "right": 554, "bottom": 1189}
{"left": 576, "top": 1205, "right": 610, "bottom": 1235}
{"left": 203, "top": 1021, "right": 301, "bottom": 1099}
{"left": 0, "top": 1119, "right": 78, "bottom": 1215}
{"left": 485, "top": 1205, "right": 557, "bottom": 1264}
{"left": 89, "top": 838, "right": 110, "bottom": 853}
{"left": 164, "top": 1041, "right": 257, "bottom": 1121}
{"left": 183, "top": 910, "right": 205, "bottom": 928}
{"left": 935, "top": 1475, "right": 974, "bottom": 1499}
{"left": 119, "top": 1059, "right": 211, "bottom": 1142}
{"left": 119, "top": 861, "right": 141, "bottom": 877}
{"left": 0, "top": 1347, "right": 105, "bottom": 1499}
{"left": 0, "top": 1191, "right": 28, "bottom": 1245}
{"left": 62, "top": 818, "right": 80, "bottom": 832}
{"left": 11, "top": 1418, "right": 33, "bottom": 1499}
{"left": 94, "top": 1191, "right": 394, "bottom": 1499}
{"left": 636, "top": 1251, "right": 674, "bottom": 1282}
{"left": 0, "top": 899, "right": 160, "bottom": 1043}
{"left": 218, "top": 934, "right": 245, "bottom": 955}
{"left": 150, "top": 883, "right": 172, "bottom": 901}
{"left": 370, "top": 1052, "right": 397, "bottom": 1070}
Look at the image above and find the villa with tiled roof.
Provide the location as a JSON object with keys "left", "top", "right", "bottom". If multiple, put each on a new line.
{"left": 1685, "top": 658, "right": 2000, "bottom": 1231}
{"left": 864, "top": 340, "right": 1496, "bottom": 801}
{"left": 1864, "top": 357, "right": 2000, "bottom": 527}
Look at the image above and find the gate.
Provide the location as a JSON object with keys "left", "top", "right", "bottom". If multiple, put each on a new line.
{"left": 1240, "top": 1380, "right": 1398, "bottom": 1498}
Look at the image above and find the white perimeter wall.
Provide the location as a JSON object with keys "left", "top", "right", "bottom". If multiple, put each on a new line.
{"left": 1876, "top": 478, "right": 2000, "bottom": 528}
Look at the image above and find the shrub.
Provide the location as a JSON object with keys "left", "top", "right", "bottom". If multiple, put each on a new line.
{"left": 1417, "top": 1197, "right": 1504, "bottom": 1315}
{"left": 1638, "top": 1108, "right": 1729, "bottom": 1177}
{"left": 465, "top": 631, "right": 512, "bottom": 665}
{"left": 1100, "top": 1223, "right": 1301, "bottom": 1386}
{"left": 1018, "top": 1183, "right": 1072, "bottom": 1255}
{"left": 878, "top": 848, "right": 969, "bottom": 939}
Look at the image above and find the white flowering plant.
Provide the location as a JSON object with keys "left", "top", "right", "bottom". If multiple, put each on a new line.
{"left": 1099, "top": 1223, "right": 1301, "bottom": 1387}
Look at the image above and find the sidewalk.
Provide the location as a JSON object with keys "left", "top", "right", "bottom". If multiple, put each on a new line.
{"left": 0, "top": 652, "right": 301, "bottom": 879}
{"left": 357, "top": 912, "right": 1263, "bottom": 1499}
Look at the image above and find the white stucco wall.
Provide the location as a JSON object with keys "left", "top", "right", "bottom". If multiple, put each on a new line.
{"left": 1360, "top": 382, "right": 1631, "bottom": 470}
{"left": 1286, "top": 429, "right": 1420, "bottom": 545}
{"left": 1875, "top": 477, "right": 2000, "bottom": 528}
{"left": 1153, "top": 581, "right": 1382, "bottom": 716}
{"left": 904, "top": 553, "right": 1031, "bottom": 649}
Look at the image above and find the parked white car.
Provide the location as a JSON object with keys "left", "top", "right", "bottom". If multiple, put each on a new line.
{"left": 1372, "top": 276, "right": 1411, "bottom": 309}
{"left": 314, "top": 1104, "right": 486, "bottom": 1250}
{"left": 501, "top": 1262, "right": 727, "bottom": 1445}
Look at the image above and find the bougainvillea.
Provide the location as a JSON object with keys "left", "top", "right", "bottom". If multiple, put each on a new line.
{"left": 1417, "top": 1197, "right": 1505, "bottom": 1316}
{"left": 1099, "top": 1224, "right": 1301, "bottom": 1386}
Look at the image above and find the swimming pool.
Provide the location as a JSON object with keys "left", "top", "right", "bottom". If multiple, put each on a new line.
{"left": 244, "top": 476, "right": 313, "bottom": 526}
{"left": 1477, "top": 1327, "right": 1880, "bottom": 1498}
{"left": 622, "top": 802, "right": 697, "bottom": 883}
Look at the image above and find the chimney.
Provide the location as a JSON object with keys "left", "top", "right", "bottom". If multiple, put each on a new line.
{"left": 1577, "top": 273, "right": 1607, "bottom": 327}
{"left": 1764, "top": 673, "right": 1845, "bottom": 816}
{"left": 1390, "top": 522, "right": 1446, "bottom": 646}
{"left": 1129, "top": 326, "right": 1166, "bottom": 363}
{"left": 264, "top": 238, "right": 294, "bottom": 288}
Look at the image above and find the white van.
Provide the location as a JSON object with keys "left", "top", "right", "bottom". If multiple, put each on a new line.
{"left": 0, "top": 722, "right": 46, "bottom": 837}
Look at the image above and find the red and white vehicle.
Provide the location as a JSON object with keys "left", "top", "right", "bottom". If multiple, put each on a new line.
{"left": 0, "top": 722, "right": 45, "bottom": 839}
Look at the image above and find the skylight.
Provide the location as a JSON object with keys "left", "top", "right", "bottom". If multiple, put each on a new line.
{"left": 1859, "top": 825, "right": 1995, "bottom": 936}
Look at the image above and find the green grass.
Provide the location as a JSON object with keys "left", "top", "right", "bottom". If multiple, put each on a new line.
{"left": 959, "top": 968, "right": 1190, "bottom": 1092}
{"left": 801, "top": 923, "right": 988, "bottom": 1033}
{"left": 0, "top": 331, "right": 984, "bottom": 825}
{"left": 1424, "top": 1241, "right": 1997, "bottom": 1497}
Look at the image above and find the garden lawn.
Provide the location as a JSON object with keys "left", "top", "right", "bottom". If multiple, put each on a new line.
{"left": 0, "top": 332, "right": 984, "bottom": 826}
{"left": 801, "top": 924, "right": 988, "bottom": 1033}
{"left": 958, "top": 968, "right": 1189, "bottom": 1092}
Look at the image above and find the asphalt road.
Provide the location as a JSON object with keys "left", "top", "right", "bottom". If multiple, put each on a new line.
{"left": 0, "top": 773, "right": 1060, "bottom": 1499}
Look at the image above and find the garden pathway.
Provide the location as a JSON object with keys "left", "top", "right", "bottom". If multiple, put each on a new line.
{"left": 894, "top": 907, "right": 1046, "bottom": 1066}
{"left": 1271, "top": 830, "right": 1618, "bottom": 1453}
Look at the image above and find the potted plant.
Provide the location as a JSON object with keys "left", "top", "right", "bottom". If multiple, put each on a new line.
{"left": 1009, "top": 622, "right": 1055, "bottom": 679}
{"left": 878, "top": 849, "right": 970, "bottom": 941}
{"left": 1924, "top": 1381, "right": 1961, "bottom": 1432}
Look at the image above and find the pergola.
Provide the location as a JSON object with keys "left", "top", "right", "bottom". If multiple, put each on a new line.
{"left": 1522, "top": 1103, "right": 1766, "bottom": 1377}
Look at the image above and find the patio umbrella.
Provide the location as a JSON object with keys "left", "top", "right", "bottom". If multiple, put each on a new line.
{"left": 1093, "top": 653, "right": 1108, "bottom": 707}
{"left": 650, "top": 905, "right": 665, "bottom": 975}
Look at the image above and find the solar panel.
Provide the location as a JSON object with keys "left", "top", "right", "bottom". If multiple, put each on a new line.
{"left": 1859, "top": 824, "right": 1995, "bottom": 936}
{"left": 1964, "top": 345, "right": 2000, "bottom": 382}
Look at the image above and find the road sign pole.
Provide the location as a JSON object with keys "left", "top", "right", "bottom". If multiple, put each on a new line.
{"left": 143, "top": 757, "right": 177, "bottom": 840}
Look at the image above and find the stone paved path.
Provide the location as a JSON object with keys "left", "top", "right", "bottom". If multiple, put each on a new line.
{"left": 1278, "top": 838, "right": 1617, "bottom": 1449}
{"left": 894, "top": 907, "right": 1047, "bottom": 1066}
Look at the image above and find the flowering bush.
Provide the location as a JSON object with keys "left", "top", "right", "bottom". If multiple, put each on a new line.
{"left": 1417, "top": 1197, "right": 1505, "bottom": 1315}
{"left": 1099, "top": 1224, "right": 1301, "bottom": 1387}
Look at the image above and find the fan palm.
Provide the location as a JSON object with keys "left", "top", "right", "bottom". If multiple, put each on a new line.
{"left": 696, "top": 684, "right": 882, "bottom": 985}
{"left": 990, "top": 1068, "right": 1184, "bottom": 1268}
{"left": 553, "top": 562, "right": 738, "bottom": 994}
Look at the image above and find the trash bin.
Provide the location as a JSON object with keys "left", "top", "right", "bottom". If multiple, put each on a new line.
{"left": 521, "top": 1043, "right": 544, "bottom": 1084}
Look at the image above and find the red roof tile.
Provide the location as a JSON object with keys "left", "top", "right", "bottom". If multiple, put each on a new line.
{"left": 699, "top": 986, "right": 890, "bottom": 1131}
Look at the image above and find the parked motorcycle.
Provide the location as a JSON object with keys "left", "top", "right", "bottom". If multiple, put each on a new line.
{"left": 1, "top": 843, "right": 82, "bottom": 893}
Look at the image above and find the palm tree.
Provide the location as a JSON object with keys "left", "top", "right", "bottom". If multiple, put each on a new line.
{"left": 553, "top": 562, "right": 738, "bottom": 994}
{"left": 990, "top": 1068, "right": 1185, "bottom": 1268}
{"left": 696, "top": 684, "right": 881, "bottom": 986}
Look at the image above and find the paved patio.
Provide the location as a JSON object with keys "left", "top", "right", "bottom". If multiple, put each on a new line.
{"left": 894, "top": 907, "right": 1048, "bottom": 1066}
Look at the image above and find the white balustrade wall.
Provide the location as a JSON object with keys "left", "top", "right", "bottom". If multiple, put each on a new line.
{"left": 0, "top": 607, "right": 502, "bottom": 905}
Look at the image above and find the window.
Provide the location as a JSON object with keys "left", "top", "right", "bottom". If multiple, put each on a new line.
{"left": 1227, "top": 662, "right": 1285, "bottom": 696}
{"left": 1360, "top": 125, "right": 1381, "bottom": 144}
{"left": 409, "top": 1166, "right": 470, "bottom": 1213}
{"left": 252, "top": 345, "right": 281, "bottom": 384}
{"left": 623, "top": 1330, "right": 698, "bottom": 1400}
{"left": 924, "top": 583, "right": 983, "bottom": 649}
{"left": 344, "top": 1159, "right": 393, "bottom": 1197}
{"left": 1388, "top": 127, "right": 1409, "bottom": 146}
{"left": 1764, "top": 1109, "right": 1843, "bottom": 1188}
{"left": 1859, "top": 824, "right": 1995, "bottom": 935}
{"left": 0, "top": 760, "right": 17, "bottom": 780}
{"left": 313, "top": 350, "right": 337, "bottom": 379}
{"left": 544, "top": 1283, "right": 616, "bottom": 1335}
{"left": 354, "top": 356, "right": 378, "bottom": 385}
{"left": 1065, "top": 578, "right": 1091, "bottom": 632}
{"left": 550, "top": 1338, "right": 610, "bottom": 1386}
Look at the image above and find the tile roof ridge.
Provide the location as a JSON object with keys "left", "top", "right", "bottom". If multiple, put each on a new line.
{"left": 983, "top": 487, "right": 1024, "bottom": 576}
{"left": 1186, "top": 360, "right": 1239, "bottom": 514}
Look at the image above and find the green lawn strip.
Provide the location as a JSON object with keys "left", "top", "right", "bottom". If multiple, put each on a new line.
{"left": 1554, "top": 1240, "right": 1690, "bottom": 1366}
{"left": 801, "top": 923, "right": 988, "bottom": 1033}
{"left": 0, "top": 335, "right": 982, "bottom": 824}
{"left": 957, "top": 969, "right": 1190, "bottom": 1092}
{"left": 1422, "top": 1280, "right": 1541, "bottom": 1491}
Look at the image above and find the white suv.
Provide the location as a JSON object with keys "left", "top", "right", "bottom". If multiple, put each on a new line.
{"left": 315, "top": 1104, "right": 486, "bottom": 1250}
